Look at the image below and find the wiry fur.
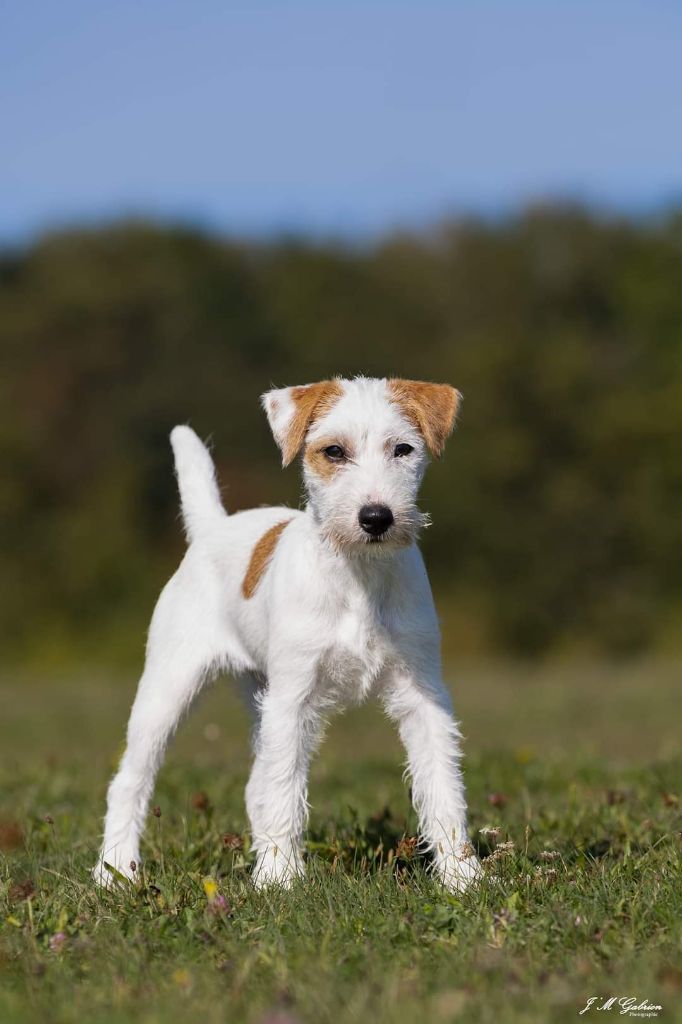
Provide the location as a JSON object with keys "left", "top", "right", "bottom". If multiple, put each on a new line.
{"left": 94, "top": 377, "right": 480, "bottom": 892}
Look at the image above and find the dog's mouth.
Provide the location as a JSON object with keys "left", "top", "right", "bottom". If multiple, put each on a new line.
{"left": 360, "top": 524, "right": 414, "bottom": 550}
{"left": 320, "top": 509, "right": 429, "bottom": 554}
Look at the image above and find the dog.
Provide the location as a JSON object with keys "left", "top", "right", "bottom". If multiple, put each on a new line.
{"left": 94, "top": 376, "right": 481, "bottom": 892}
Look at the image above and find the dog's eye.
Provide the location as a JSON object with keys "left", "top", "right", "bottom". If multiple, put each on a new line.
{"left": 323, "top": 444, "right": 346, "bottom": 461}
{"left": 394, "top": 443, "right": 414, "bottom": 458}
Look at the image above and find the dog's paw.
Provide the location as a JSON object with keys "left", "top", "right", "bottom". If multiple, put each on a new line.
{"left": 436, "top": 850, "right": 483, "bottom": 894}
{"left": 92, "top": 850, "right": 138, "bottom": 889}
{"left": 252, "top": 845, "right": 305, "bottom": 890}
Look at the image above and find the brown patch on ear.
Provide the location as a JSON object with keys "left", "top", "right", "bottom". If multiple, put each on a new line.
{"left": 242, "top": 520, "right": 292, "bottom": 599}
{"left": 387, "top": 379, "right": 461, "bottom": 457}
{"left": 282, "top": 380, "right": 344, "bottom": 465}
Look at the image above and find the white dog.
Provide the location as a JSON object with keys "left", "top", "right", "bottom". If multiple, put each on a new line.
{"left": 94, "top": 376, "right": 480, "bottom": 892}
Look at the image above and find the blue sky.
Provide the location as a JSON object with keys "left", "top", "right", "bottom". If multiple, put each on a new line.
{"left": 2, "top": 0, "right": 682, "bottom": 241}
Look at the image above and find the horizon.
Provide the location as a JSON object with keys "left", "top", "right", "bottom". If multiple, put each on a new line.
{"left": 4, "top": 196, "right": 682, "bottom": 255}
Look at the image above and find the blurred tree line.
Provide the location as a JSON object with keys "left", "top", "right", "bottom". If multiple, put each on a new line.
{"left": 1, "top": 207, "right": 681, "bottom": 664}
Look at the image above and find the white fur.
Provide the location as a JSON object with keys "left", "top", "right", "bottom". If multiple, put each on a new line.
{"left": 94, "top": 377, "right": 480, "bottom": 892}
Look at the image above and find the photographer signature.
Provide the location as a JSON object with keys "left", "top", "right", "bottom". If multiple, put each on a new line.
{"left": 579, "top": 997, "right": 662, "bottom": 1018}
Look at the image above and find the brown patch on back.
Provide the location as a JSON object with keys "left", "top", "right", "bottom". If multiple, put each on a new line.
{"left": 242, "top": 520, "right": 292, "bottom": 599}
{"left": 387, "top": 379, "right": 461, "bottom": 457}
{"left": 282, "top": 379, "right": 344, "bottom": 465}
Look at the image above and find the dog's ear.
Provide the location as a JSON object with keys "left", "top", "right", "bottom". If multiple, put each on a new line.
{"left": 261, "top": 380, "right": 344, "bottom": 466}
{"left": 387, "top": 379, "right": 461, "bottom": 457}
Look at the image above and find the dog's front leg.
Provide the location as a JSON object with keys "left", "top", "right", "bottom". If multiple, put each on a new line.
{"left": 384, "top": 669, "right": 481, "bottom": 893}
{"left": 245, "top": 671, "right": 323, "bottom": 888}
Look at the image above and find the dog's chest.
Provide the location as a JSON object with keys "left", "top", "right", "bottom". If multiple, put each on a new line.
{"left": 319, "top": 593, "right": 394, "bottom": 703}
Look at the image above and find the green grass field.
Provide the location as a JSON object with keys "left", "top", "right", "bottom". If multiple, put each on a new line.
{"left": 1, "top": 660, "right": 681, "bottom": 1023}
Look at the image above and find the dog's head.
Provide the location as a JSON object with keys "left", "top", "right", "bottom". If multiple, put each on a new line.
{"left": 261, "top": 376, "right": 460, "bottom": 555}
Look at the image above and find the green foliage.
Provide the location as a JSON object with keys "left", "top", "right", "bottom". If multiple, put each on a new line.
{"left": 2, "top": 208, "right": 682, "bottom": 660}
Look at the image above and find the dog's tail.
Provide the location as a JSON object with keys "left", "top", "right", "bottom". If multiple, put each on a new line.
{"left": 170, "top": 426, "right": 226, "bottom": 543}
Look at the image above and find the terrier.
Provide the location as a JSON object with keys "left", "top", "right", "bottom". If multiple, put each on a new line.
{"left": 94, "top": 377, "right": 481, "bottom": 892}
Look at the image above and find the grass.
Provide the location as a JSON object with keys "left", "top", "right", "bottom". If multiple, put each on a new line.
{"left": 1, "top": 659, "right": 681, "bottom": 1023}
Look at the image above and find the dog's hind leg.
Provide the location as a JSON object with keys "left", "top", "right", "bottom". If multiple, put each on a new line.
{"left": 93, "top": 563, "right": 222, "bottom": 887}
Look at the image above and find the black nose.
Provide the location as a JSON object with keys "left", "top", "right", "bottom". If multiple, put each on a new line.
{"left": 358, "top": 504, "right": 394, "bottom": 537}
